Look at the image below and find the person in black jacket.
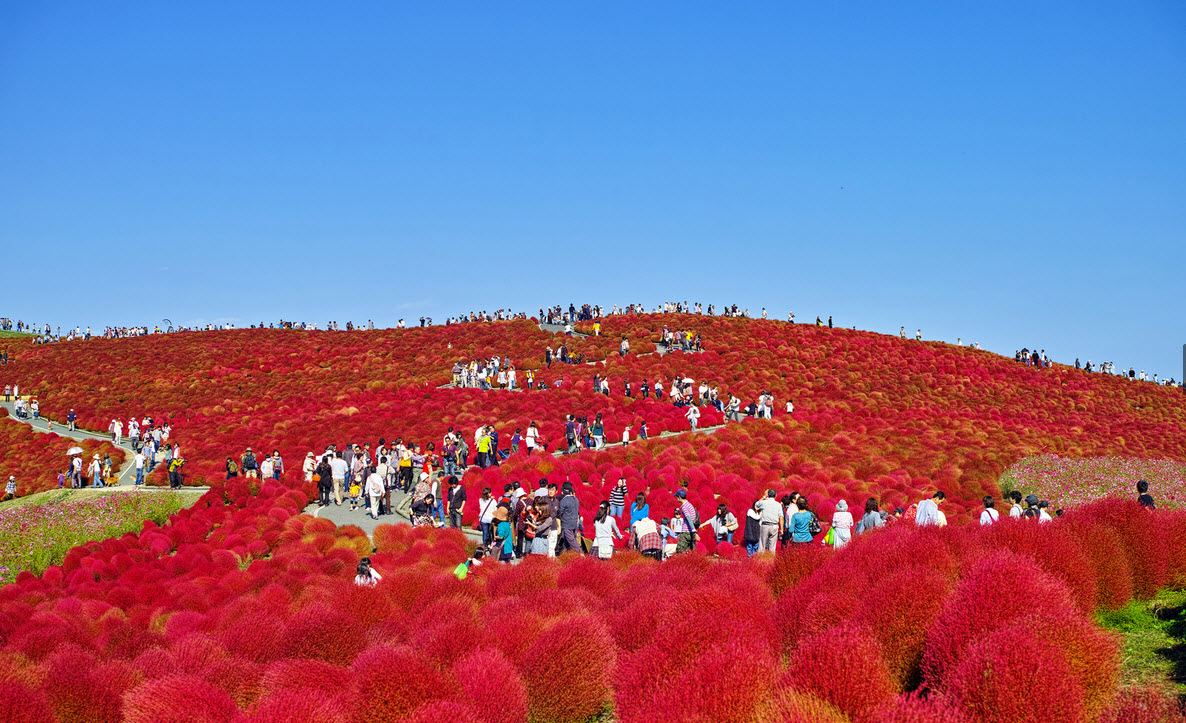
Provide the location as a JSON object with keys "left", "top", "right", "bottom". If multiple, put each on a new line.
{"left": 314, "top": 455, "right": 333, "bottom": 507}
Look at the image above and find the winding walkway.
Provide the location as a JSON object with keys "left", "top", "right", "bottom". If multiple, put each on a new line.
{"left": 1, "top": 400, "right": 209, "bottom": 492}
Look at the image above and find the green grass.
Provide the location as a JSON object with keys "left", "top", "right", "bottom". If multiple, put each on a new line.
{"left": 0, "top": 486, "right": 202, "bottom": 512}
{"left": 0, "top": 330, "right": 35, "bottom": 338}
{"left": 1097, "top": 589, "right": 1186, "bottom": 697}
{"left": 0, "top": 488, "right": 204, "bottom": 584}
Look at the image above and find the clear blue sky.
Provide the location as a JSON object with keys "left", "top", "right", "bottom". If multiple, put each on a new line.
{"left": 2, "top": 3, "right": 1184, "bottom": 379}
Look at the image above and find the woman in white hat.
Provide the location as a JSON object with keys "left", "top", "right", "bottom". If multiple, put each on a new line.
{"left": 831, "top": 499, "right": 854, "bottom": 548}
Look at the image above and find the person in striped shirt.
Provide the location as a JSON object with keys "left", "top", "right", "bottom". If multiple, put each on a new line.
{"left": 609, "top": 477, "right": 627, "bottom": 518}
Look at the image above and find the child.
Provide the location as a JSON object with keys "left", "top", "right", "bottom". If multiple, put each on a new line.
{"left": 349, "top": 479, "right": 363, "bottom": 511}
{"left": 660, "top": 517, "right": 678, "bottom": 558}
{"left": 640, "top": 420, "right": 648, "bottom": 440}
{"left": 57, "top": 470, "right": 65, "bottom": 489}
{"left": 622, "top": 425, "right": 631, "bottom": 446}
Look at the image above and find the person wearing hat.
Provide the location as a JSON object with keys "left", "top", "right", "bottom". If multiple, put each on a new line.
{"left": 1023, "top": 494, "right": 1041, "bottom": 520}
{"left": 241, "top": 447, "right": 259, "bottom": 479}
{"left": 302, "top": 452, "right": 316, "bottom": 483}
{"left": 673, "top": 488, "right": 700, "bottom": 553}
{"left": 831, "top": 499, "right": 854, "bottom": 548}
{"left": 88, "top": 454, "right": 103, "bottom": 488}
{"left": 3, "top": 475, "right": 15, "bottom": 501}
{"left": 492, "top": 506, "right": 514, "bottom": 562}
{"left": 446, "top": 475, "right": 467, "bottom": 529}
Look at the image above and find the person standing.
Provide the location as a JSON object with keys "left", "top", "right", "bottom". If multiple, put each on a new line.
{"left": 859, "top": 498, "right": 884, "bottom": 533}
{"left": 673, "top": 489, "right": 700, "bottom": 553}
{"left": 608, "top": 477, "right": 627, "bottom": 518}
{"left": 241, "top": 447, "right": 258, "bottom": 478}
{"left": 133, "top": 449, "right": 146, "bottom": 486}
{"left": 790, "top": 498, "right": 814, "bottom": 544}
{"left": 67, "top": 409, "right": 76, "bottom": 432}
{"left": 756, "top": 489, "right": 782, "bottom": 553}
{"left": 558, "top": 483, "right": 583, "bottom": 554}
{"left": 1137, "top": 480, "right": 1156, "bottom": 509}
{"left": 915, "top": 491, "right": 946, "bottom": 526}
{"left": 831, "top": 500, "right": 854, "bottom": 548}
{"left": 980, "top": 496, "right": 1000, "bottom": 525}
{"left": 88, "top": 455, "right": 103, "bottom": 488}
{"left": 329, "top": 452, "right": 349, "bottom": 506}
{"left": 314, "top": 455, "right": 333, "bottom": 507}
{"left": 525, "top": 421, "right": 539, "bottom": 455}
{"left": 592, "top": 501, "right": 623, "bottom": 559}
{"left": 478, "top": 487, "right": 496, "bottom": 546}
{"left": 3, "top": 475, "right": 15, "bottom": 501}
{"left": 302, "top": 452, "right": 316, "bottom": 483}
{"left": 447, "top": 476, "right": 467, "bottom": 529}
{"left": 685, "top": 404, "right": 701, "bottom": 431}
{"left": 365, "top": 466, "right": 385, "bottom": 520}
{"left": 168, "top": 455, "right": 185, "bottom": 489}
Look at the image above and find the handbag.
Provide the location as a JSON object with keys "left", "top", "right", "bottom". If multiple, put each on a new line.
{"left": 823, "top": 526, "right": 834, "bottom": 546}
{"left": 808, "top": 513, "right": 822, "bottom": 536}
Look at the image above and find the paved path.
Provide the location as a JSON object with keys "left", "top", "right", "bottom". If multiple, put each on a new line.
{"left": 1, "top": 400, "right": 209, "bottom": 492}
{"left": 303, "top": 485, "right": 483, "bottom": 542}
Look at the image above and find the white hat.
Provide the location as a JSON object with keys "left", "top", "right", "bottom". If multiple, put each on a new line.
{"left": 93, "top": 454, "right": 100, "bottom": 459}
{"left": 419, "top": 472, "right": 429, "bottom": 481}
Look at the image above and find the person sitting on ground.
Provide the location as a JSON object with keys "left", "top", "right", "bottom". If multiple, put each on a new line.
{"left": 1137, "top": 479, "right": 1156, "bottom": 509}
{"left": 354, "top": 558, "right": 381, "bottom": 587}
{"left": 631, "top": 516, "right": 663, "bottom": 560}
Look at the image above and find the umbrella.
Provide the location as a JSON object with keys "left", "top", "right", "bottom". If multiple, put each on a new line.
{"left": 66, "top": 446, "right": 83, "bottom": 455}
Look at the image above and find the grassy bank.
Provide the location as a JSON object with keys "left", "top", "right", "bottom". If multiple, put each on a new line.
{"left": 0, "top": 488, "right": 202, "bottom": 584}
{"left": 1097, "top": 588, "right": 1186, "bottom": 698}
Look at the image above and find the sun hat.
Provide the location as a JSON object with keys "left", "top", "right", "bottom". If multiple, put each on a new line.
{"left": 493, "top": 507, "right": 508, "bottom": 521}
{"left": 837, "top": 500, "right": 848, "bottom": 511}
{"left": 420, "top": 472, "right": 430, "bottom": 482}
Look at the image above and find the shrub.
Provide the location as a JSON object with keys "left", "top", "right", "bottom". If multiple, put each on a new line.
{"left": 350, "top": 644, "right": 450, "bottom": 723}
{"left": 521, "top": 613, "right": 616, "bottom": 723}
{"left": 1098, "top": 686, "right": 1186, "bottom": 723}
{"left": 281, "top": 603, "right": 366, "bottom": 666}
{"left": 945, "top": 628, "right": 1086, "bottom": 723}
{"left": 0, "top": 682, "right": 56, "bottom": 723}
{"left": 122, "top": 674, "right": 243, "bottom": 723}
{"left": 922, "top": 550, "right": 1079, "bottom": 689}
{"left": 853, "top": 566, "right": 953, "bottom": 690}
{"left": 782, "top": 624, "right": 896, "bottom": 718}
{"left": 452, "top": 648, "right": 528, "bottom": 723}
{"left": 246, "top": 690, "right": 350, "bottom": 723}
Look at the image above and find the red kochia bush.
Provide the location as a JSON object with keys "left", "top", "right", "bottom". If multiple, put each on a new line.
{"left": 521, "top": 614, "right": 616, "bottom": 723}
{"left": 246, "top": 690, "right": 350, "bottom": 723}
{"left": 1098, "top": 686, "right": 1186, "bottom": 723}
{"left": 945, "top": 628, "right": 1086, "bottom": 723}
{"left": 122, "top": 674, "right": 243, "bottom": 723}
{"left": 0, "top": 682, "right": 56, "bottom": 723}
{"left": 281, "top": 603, "right": 366, "bottom": 666}
{"left": 782, "top": 624, "right": 897, "bottom": 717}
{"left": 350, "top": 644, "right": 450, "bottom": 723}
{"left": 922, "top": 550, "right": 1079, "bottom": 689}
{"left": 864, "top": 693, "right": 972, "bottom": 723}
{"left": 452, "top": 648, "right": 529, "bottom": 723}
{"left": 853, "top": 566, "right": 953, "bottom": 690}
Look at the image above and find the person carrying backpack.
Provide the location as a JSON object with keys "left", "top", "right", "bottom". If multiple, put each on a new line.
{"left": 241, "top": 447, "right": 258, "bottom": 479}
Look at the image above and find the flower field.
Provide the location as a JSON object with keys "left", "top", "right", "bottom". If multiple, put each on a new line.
{"left": 0, "top": 490, "right": 193, "bottom": 584}
{"left": 1000, "top": 455, "right": 1186, "bottom": 510}
{"left": 0, "top": 316, "right": 1184, "bottom": 721}
{"left": 0, "top": 468, "right": 1184, "bottom": 721}
{"left": 0, "top": 413, "right": 126, "bottom": 496}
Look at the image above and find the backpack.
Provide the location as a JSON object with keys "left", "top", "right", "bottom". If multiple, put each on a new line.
{"left": 243, "top": 452, "right": 256, "bottom": 469}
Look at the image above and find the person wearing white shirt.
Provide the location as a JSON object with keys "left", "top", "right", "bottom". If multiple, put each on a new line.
{"left": 1008, "top": 491, "right": 1024, "bottom": 518}
{"left": 915, "top": 491, "right": 946, "bottom": 526}
{"left": 507, "top": 368, "right": 517, "bottom": 390}
{"left": 329, "top": 453, "right": 349, "bottom": 505}
{"left": 365, "top": 469, "right": 386, "bottom": 519}
{"left": 979, "top": 496, "right": 1000, "bottom": 526}
{"left": 525, "top": 422, "right": 539, "bottom": 455}
{"left": 134, "top": 451, "right": 146, "bottom": 486}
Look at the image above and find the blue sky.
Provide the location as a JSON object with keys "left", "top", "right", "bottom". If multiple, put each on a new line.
{"left": 2, "top": 3, "right": 1184, "bottom": 379}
